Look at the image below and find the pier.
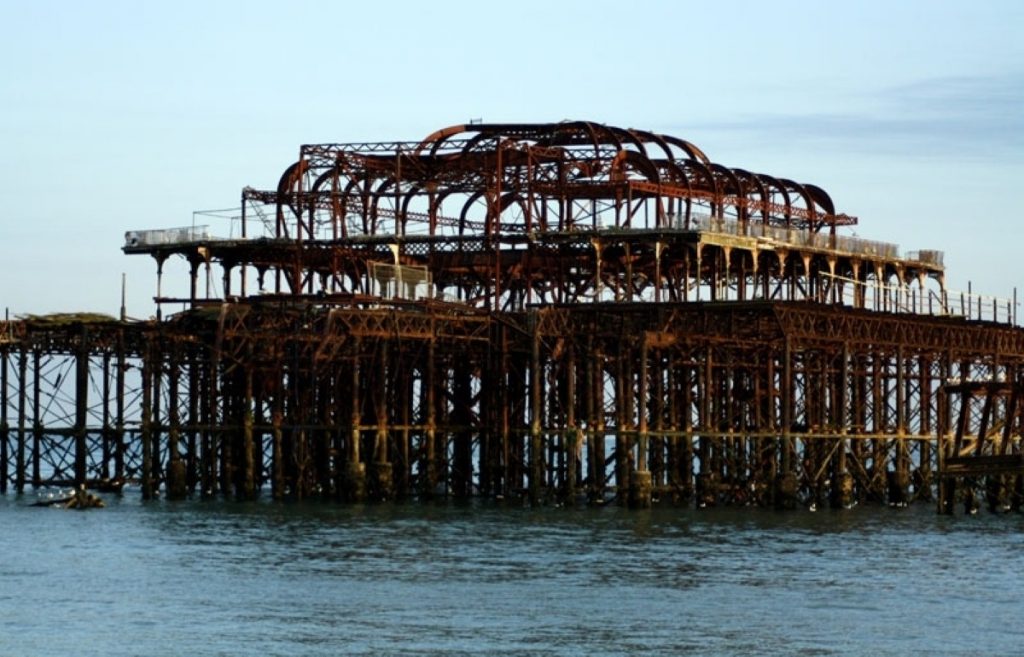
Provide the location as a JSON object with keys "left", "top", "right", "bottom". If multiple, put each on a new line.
{"left": 3, "top": 121, "right": 1022, "bottom": 513}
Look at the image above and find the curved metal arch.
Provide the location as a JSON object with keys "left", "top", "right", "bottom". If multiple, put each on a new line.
{"left": 778, "top": 178, "right": 818, "bottom": 228}
{"left": 337, "top": 175, "right": 377, "bottom": 237}
{"left": 275, "top": 160, "right": 309, "bottom": 239}
{"left": 650, "top": 158, "right": 694, "bottom": 226}
{"left": 677, "top": 158, "right": 717, "bottom": 189}
{"left": 537, "top": 120, "right": 619, "bottom": 158}
{"left": 309, "top": 164, "right": 389, "bottom": 239}
{"left": 609, "top": 148, "right": 661, "bottom": 183}
{"left": 458, "top": 130, "right": 500, "bottom": 155}
{"left": 399, "top": 181, "right": 433, "bottom": 235}
{"left": 651, "top": 158, "right": 691, "bottom": 187}
{"left": 708, "top": 163, "right": 742, "bottom": 218}
{"left": 671, "top": 158, "right": 720, "bottom": 219}
{"left": 731, "top": 168, "right": 770, "bottom": 224}
{"left": 276, "top": 160, "right": 307, "bottom": 196}
{"left": 496, "top": 190, "right": 531, "bottom": 231}
{"left": 457, "top": 189, "right": 489, "bottom": 237}
{"left": 659, "top": 134, "right": 711, "bottom": 165}
{"left": 366, "top": 177, "right": 401, "bottom": 236}
{"left": 414, "top": 124, "right": 472, "bottom": 157}
{"left": 605, "top": 125, "right": 648, "bottom": 158}
{"left": 629, "top": 128, "right": 676, "bottom": 162}
{"left": 308, "top": 167, "right": 344, "bottom": 239}
{"left": 752, "top": 173, "right": 792, "bottom": 224}
{"left": 803, "top": 183, "right": 836, "bottom": 217}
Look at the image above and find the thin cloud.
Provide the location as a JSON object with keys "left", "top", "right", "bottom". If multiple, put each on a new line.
{"left": 686, "top": 73, "right": 1024, "bottom": 161}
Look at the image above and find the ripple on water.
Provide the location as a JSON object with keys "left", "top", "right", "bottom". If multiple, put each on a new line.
{"left": 1, "top": 495, "right": 1022, "bottom": 656}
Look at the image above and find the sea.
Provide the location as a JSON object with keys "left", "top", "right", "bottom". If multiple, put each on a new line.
{"left": 1, "top": 490, "right": 1022, "bottom": 656}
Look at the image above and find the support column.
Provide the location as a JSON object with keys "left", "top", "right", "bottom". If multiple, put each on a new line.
{"left": 141, "top": 343, "right": 155, "bottom": 500}
{"left": 917, "top": 355, "right": 934, "bottom": 502}
{"left": 272, "top": 380, "right": 284, "bottom": 500}
{"left": 831, "top": 343, "right": 854, "bottom": 508}
{"left": 238, "top": 359, "right": 256, "bottom": 500}
{"left": 0, "top": 348, "right": 8, "bottom": 494}
{"left": 74, "top": 329, "right": 89, "bottom": 487}
{"left": 775, "top": 338, "right": 798, "bottom": 509}
{"left": 587, "top": 337, "right": 606, "bottom": 503}
{"left": 529, "top": 312, "right": 543, "bottom": 505}
{"left": 32, "top": 351, "right": 41, "bottom": 487}
{"left": 372, "top": 342, "right": 394, "bottom": 501}
{"left": 422, "top": 338, "right": 439, "bottom": 498}
{"left": 871, "top": 350, "right": 887, "bottom": 501}
{"left": 564, "top": 344, "right": 579, "bottom": 505}
{"left": 346, "top": 339, "right": 366, "bottom": 501}
{"left": 890, "top": 346, "right": 910, "bottom": 506}
{"left": 451, "top": 358, "right": 472, "bottom": 500}
{"left": 165, "top": 346, "right": 187, "bottom": 499}
{"left": 630, "top": 336, "right": 652, "bottom": 508}
{"left": 15, "top": 347, "right": 26, "bottom": 493}
{"left": 101, "top": 352, "right": 111, "bottom": 482}
{"left": 697, "top": 346, "right": 715, "bottom": 506}
{"left": 186, "top": 347, "right": 200, "bottom": 493}
{"left": 114, "top": 331, "right": 126, "bottom": 485}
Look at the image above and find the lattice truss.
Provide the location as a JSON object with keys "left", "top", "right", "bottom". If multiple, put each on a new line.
{"left": 1, "top": 348, "right": 144, "bottom": 485}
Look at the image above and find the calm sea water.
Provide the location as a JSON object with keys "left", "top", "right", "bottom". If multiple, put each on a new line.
{"left": 1, "top": 491, "right": 1022, "bottom": 656}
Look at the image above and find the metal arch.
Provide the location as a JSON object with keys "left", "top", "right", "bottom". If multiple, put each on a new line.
{"left": 629, "top": 128, "right": 676, "bottom": 162}
{"left": 399, "top": 181, "right": 431, "bottom": 236}
{"left": 677, "top": 158, "right": 721, "bottom": 207}
{"left": 778, "top": 178, "right": 819, "bottom": 230}
{"left": 754, "top": 173, "right": 793, "bottom": 226}
{"left": 610, "top": 149, "right": 662, "bottom": 184}
{"left": 803, "top": 183, "right": 836, "bottom": 217}
{"left": 457, "top": 189, "right": 489, "bottom": 237}
{"left": 658, "top": 133, "right": 712, "bottom": 165}
{"left": 274, "top": 121, "right": 857, "bottom": 239}
{"left": 732, "top": 168, "right": 770, "bottom": 225}
{"left": 606, "top": 125, "right": 649, "bottom": 158}
{"left": 708, "top": 163, "right": 743, "bottom": 217}
{"left": 310, "top": 166, "right": 362, "bottom": 240}
{"left": 275, "top": 160, "right": 308, "bottom": 239}
{"left": 497, "top": 191, "right": 532, "bottom": 231}
{"left": 652, "top": 158, "right": 691, "bottom": 186}
{"left": 539, "top": 120, "right": 621, "bottom": 156}
{"left": 367, "top": 177, "right": 400, "bottom": 236}
{"left": 414, "top": 124, "right": 471, "bottom": 157}
{"left": 337, "top": 175, "right": 375, "bottom": 237}
{"left": 458, "top": 131, "right": 501, "bottom": 156}
{"left": 652, "top": 158, "right": 694, "bottom": 225}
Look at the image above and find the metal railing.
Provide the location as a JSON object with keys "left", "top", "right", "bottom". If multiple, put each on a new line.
{"left": 680, "top": 214, "right": 911, "bottom": 262}
{"left": 125, "top": 225, "right": 210, "bottom": 247}
{"left": 821, "top": 272, "right": 1016, "bottom": 324}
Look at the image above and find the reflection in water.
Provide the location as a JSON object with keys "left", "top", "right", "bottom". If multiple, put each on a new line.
{"left": 1, "top": 494, "right": 1023, "bottom": 656}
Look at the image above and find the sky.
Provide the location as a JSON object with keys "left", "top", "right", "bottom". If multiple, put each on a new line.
{"left": 1, "top": 0, "right": 1022, "bottom": 319}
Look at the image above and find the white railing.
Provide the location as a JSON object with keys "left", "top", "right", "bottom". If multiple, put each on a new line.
{"left": 125, "top": 225, "right": 210, "bottom": 247}
{"left": 905, "top": 250, "right": 945, "bottom": 267}
{"left": 821, "top": 272, "right": 1016, "bottom": 324}
{"left": 677, "top": 213, "right": 911, "bottom": 262}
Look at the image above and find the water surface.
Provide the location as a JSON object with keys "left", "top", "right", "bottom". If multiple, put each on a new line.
{"left": 2, "top": 492, "right": 1021, "bottom": 656}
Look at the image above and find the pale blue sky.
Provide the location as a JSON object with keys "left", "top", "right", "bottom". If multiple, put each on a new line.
{"left": 2, "top": 0, "right": 1022, "bottom": 317}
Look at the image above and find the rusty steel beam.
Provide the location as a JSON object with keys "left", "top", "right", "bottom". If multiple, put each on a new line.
{"left": 7, "top": 122, "right": 1022, "bottom": 514}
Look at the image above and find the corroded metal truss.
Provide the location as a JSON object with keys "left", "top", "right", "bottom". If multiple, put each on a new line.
{"left": 3, "top": 122, "right": 1020, "bottom": 513}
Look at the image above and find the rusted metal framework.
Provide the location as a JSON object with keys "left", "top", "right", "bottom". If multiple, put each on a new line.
{"left": 4, "top": 122, "right": 1022, "bottom": 512}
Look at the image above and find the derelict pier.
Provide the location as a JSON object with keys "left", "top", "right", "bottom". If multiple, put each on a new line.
{"left": 2, "top": 121, "right": 1022, "bottom": 513}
